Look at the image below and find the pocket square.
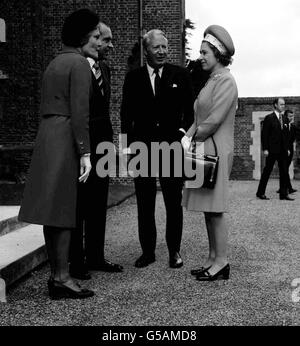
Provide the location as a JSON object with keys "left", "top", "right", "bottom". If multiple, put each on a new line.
{"left": 172, "top": 83, "right": 178, "bottom": 88}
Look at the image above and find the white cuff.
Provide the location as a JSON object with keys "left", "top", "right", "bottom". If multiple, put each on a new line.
{"left": 122, "top": 148, "right": 132, "bottom": 154}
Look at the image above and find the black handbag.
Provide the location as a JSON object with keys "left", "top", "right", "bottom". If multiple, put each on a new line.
{"left": 184, "top": 135, "right": 219, "bottom": 189}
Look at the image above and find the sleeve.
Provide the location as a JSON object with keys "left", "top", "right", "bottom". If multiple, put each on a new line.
{"left": 194, "top": 75, "right": 237, "bottom": 142}
{"left": 69, "top": 58, "right": 92, "bottom": 155}
{"left": 120, "top": 72, "right": 134, "bottom": 145}
{"left": 261, "top": 116, "right": 270, "bottom": 151}
{"left": 180, "top": 68, "right": 195, "bottom": 134}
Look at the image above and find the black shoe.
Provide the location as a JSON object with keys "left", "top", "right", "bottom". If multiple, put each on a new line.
{"left": 280, "top": 196, "right": 294, "bottom": 201}
{"left": 191, "top": 266, "right": 211, "bottom": 276}
{"left": 169, "top": 252, "right": 183, "bottom": 268}
{"left": 135, "top": 254, "right": 155, "bottom": 268}
{"left": 196, "top": 264, "right": 230, "bottom": 281}
{"left": 48, "top": 280, "right": 94, "bottom": 300}
{"left": 89, "top": 259, "right": 123, "bottom": 272}
{"left": 70, "top": 269, "right": 91, "bottom": 280}
{"left": 289, "top": 188, "right": 297, "bottom": 194}
{"left": 256, "top": 194, "right": 269, "bottom": 200}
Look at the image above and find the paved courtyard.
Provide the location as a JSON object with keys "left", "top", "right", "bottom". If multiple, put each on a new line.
{"left": 0, "top": 180, "right": 299, "bottom": 326}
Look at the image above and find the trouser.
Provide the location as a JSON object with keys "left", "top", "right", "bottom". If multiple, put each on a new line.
{"left": 134, "top": 176, "right": 183, "bottom": 256}
{"left": 257, "top": 153, "right": 289, "bottom": 197}
{"left": 69, "top": 168, "right": 109, "bottom": 269}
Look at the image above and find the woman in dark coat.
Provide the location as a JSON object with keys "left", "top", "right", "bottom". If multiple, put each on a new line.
{"left": 18, "top": 9, "right": 101, "bottom": 299}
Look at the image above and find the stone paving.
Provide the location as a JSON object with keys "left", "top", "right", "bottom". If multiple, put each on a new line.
{"left": 0, "top": 180, "right": 299, "bottom": 326}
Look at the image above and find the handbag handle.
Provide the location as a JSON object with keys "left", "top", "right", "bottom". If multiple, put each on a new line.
{"left": 191, "top": 132, "right": 218, "bottom": 157}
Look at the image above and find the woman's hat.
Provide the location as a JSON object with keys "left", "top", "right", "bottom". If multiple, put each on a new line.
{"left": 203, "top": 25, "right": 235, "bottom": 56}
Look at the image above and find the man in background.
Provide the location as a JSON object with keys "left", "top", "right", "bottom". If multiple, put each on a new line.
{"left": 256, "top": 97, "right": 293, "bottom": 201}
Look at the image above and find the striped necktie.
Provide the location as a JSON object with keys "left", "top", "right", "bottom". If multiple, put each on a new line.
{"left": 279, "top": 113, "right": 283, "bottom": 129}
{"left": 93, "top": 62, "right": 104, "bottom": 95}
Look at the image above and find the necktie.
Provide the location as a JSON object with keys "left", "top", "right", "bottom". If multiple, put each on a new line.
{"left": 154, "top": 67, "right": 160, "bottom": 96}
{"left": 279, "top": 113, "right": 283, "bottom": 129}
{"left": 93, "top": 62, "right": 104, "bottom": 95}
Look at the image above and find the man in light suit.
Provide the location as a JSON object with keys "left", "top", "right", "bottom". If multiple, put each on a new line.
{"left": 70, "top": 23, "right": 123, "bottom": 280}
{"left": 120, "top": 29, "right": 194, "bottom": 268}
{"left": 256, "top": 97, "right": 293, "bottom": 200}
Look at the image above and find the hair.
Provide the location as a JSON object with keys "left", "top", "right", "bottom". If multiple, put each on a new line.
{"left": 285, "top": 109, "right": 294, "bottom": 116}
{"left": 61, "top": 8, "right": 100, "bottom": 47}
{"left": 207, "top": 42, "right": 232, "bottom": 67}
{"left": 142, "top": 29, "right": 167, "bottom": 51}
{"left": 98, "top": 22, "right": 110, "bottom": 35}
{"left": 273, "top": 97, "right": 285, "bottom": 107}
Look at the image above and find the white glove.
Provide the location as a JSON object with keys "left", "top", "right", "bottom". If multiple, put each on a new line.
{"left": 181, "top": 135, "right": 191, "bottom": 153}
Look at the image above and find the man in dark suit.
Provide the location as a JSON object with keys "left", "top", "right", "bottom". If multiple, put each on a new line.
{"left": 120, "top": 29, "right": 194, "bottom": 268}
{"left": 256, "top": 97, "right": 293, "bottom": 200}
{"left": 70, "top": 23, "right": 123, "bottom": 280}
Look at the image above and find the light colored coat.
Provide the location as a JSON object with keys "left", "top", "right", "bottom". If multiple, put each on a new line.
{"left": 182, "top": 67, "right": 238, "bottom": 212}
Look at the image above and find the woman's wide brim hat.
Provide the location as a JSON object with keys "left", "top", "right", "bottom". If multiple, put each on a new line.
{"left": 203, "top": 25, "right": 235, "bottom": 56}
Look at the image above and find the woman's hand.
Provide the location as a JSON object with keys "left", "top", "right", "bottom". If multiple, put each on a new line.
{"left": 181, "top": 135, "right": 192, "bottom": 154}
{"left": 79, "top": 154, "right": 92, "bottom": 183}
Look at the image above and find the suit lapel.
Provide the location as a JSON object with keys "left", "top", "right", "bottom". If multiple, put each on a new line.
{"left": 99, "top": 62, "right": 110, "bottom": 98}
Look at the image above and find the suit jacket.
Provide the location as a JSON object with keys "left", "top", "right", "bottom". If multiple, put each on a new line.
{"left": 89, "top": 60, "right": 113, "bottom": 154}
{"left": 261, "top": 112, "right": 289, "bottom": 154}
{"left": 120, "top": 63, "right": 194, "bottom": 145}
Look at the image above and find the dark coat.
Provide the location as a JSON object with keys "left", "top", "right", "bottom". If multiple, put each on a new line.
{"left": 287, "top": 123, "right": 297, "bottom": 155}
{"left": 18, "top": 47, "right": 92, "bottom": 228}
{"left": 120, "top": 63, "right": 194, "bottom": 145}
{"left": 261, "top": 112, "right": 289, "bottom": 154}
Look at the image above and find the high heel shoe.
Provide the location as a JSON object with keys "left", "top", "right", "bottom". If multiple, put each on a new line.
{"left": 191, "top": 266, "right": 211, "bottom": 276}
{"left": 195, "top": 264, "right": 230, "bottom": 281}
{"left": 48, "top": 280, "right": 95, "bottom": 300}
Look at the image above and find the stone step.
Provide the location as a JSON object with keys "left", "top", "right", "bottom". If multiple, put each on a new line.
{"left": 0, "top": 184, "right": 135, "bottom": 294}
{"left": 0, "top": 206, "right": 28, "bottom": 236}
{"left": 0, "top": 224, "right": 46, "bottom": 287}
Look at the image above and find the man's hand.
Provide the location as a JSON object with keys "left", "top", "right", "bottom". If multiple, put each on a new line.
{"left": 79, "top": 154, "right": 92, "bottom": 183}
{"left": 263, "top": 150, "right": 269, "bottom": 157}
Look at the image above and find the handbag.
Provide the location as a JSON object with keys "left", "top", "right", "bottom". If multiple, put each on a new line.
{"left": 184, "top": 135, "right": 219, "bottom": 189}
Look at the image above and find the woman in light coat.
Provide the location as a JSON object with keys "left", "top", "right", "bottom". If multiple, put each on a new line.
{"left": 182, "top": 25, "right": 238, "bottom": 281}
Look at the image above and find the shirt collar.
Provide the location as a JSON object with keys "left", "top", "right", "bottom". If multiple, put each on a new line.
{"left": 146, "top": 63, "right": 163, "bottom": 77}
{"left": 274, "top": 110, "right": 281, "bottom": 118}
{"left": 87, "top": 57, "right": 96, "bottom": 69}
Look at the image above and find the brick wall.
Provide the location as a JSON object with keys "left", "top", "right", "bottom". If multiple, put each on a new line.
{"left": 0, "top": 0, "right": 185, "bottom": 185}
